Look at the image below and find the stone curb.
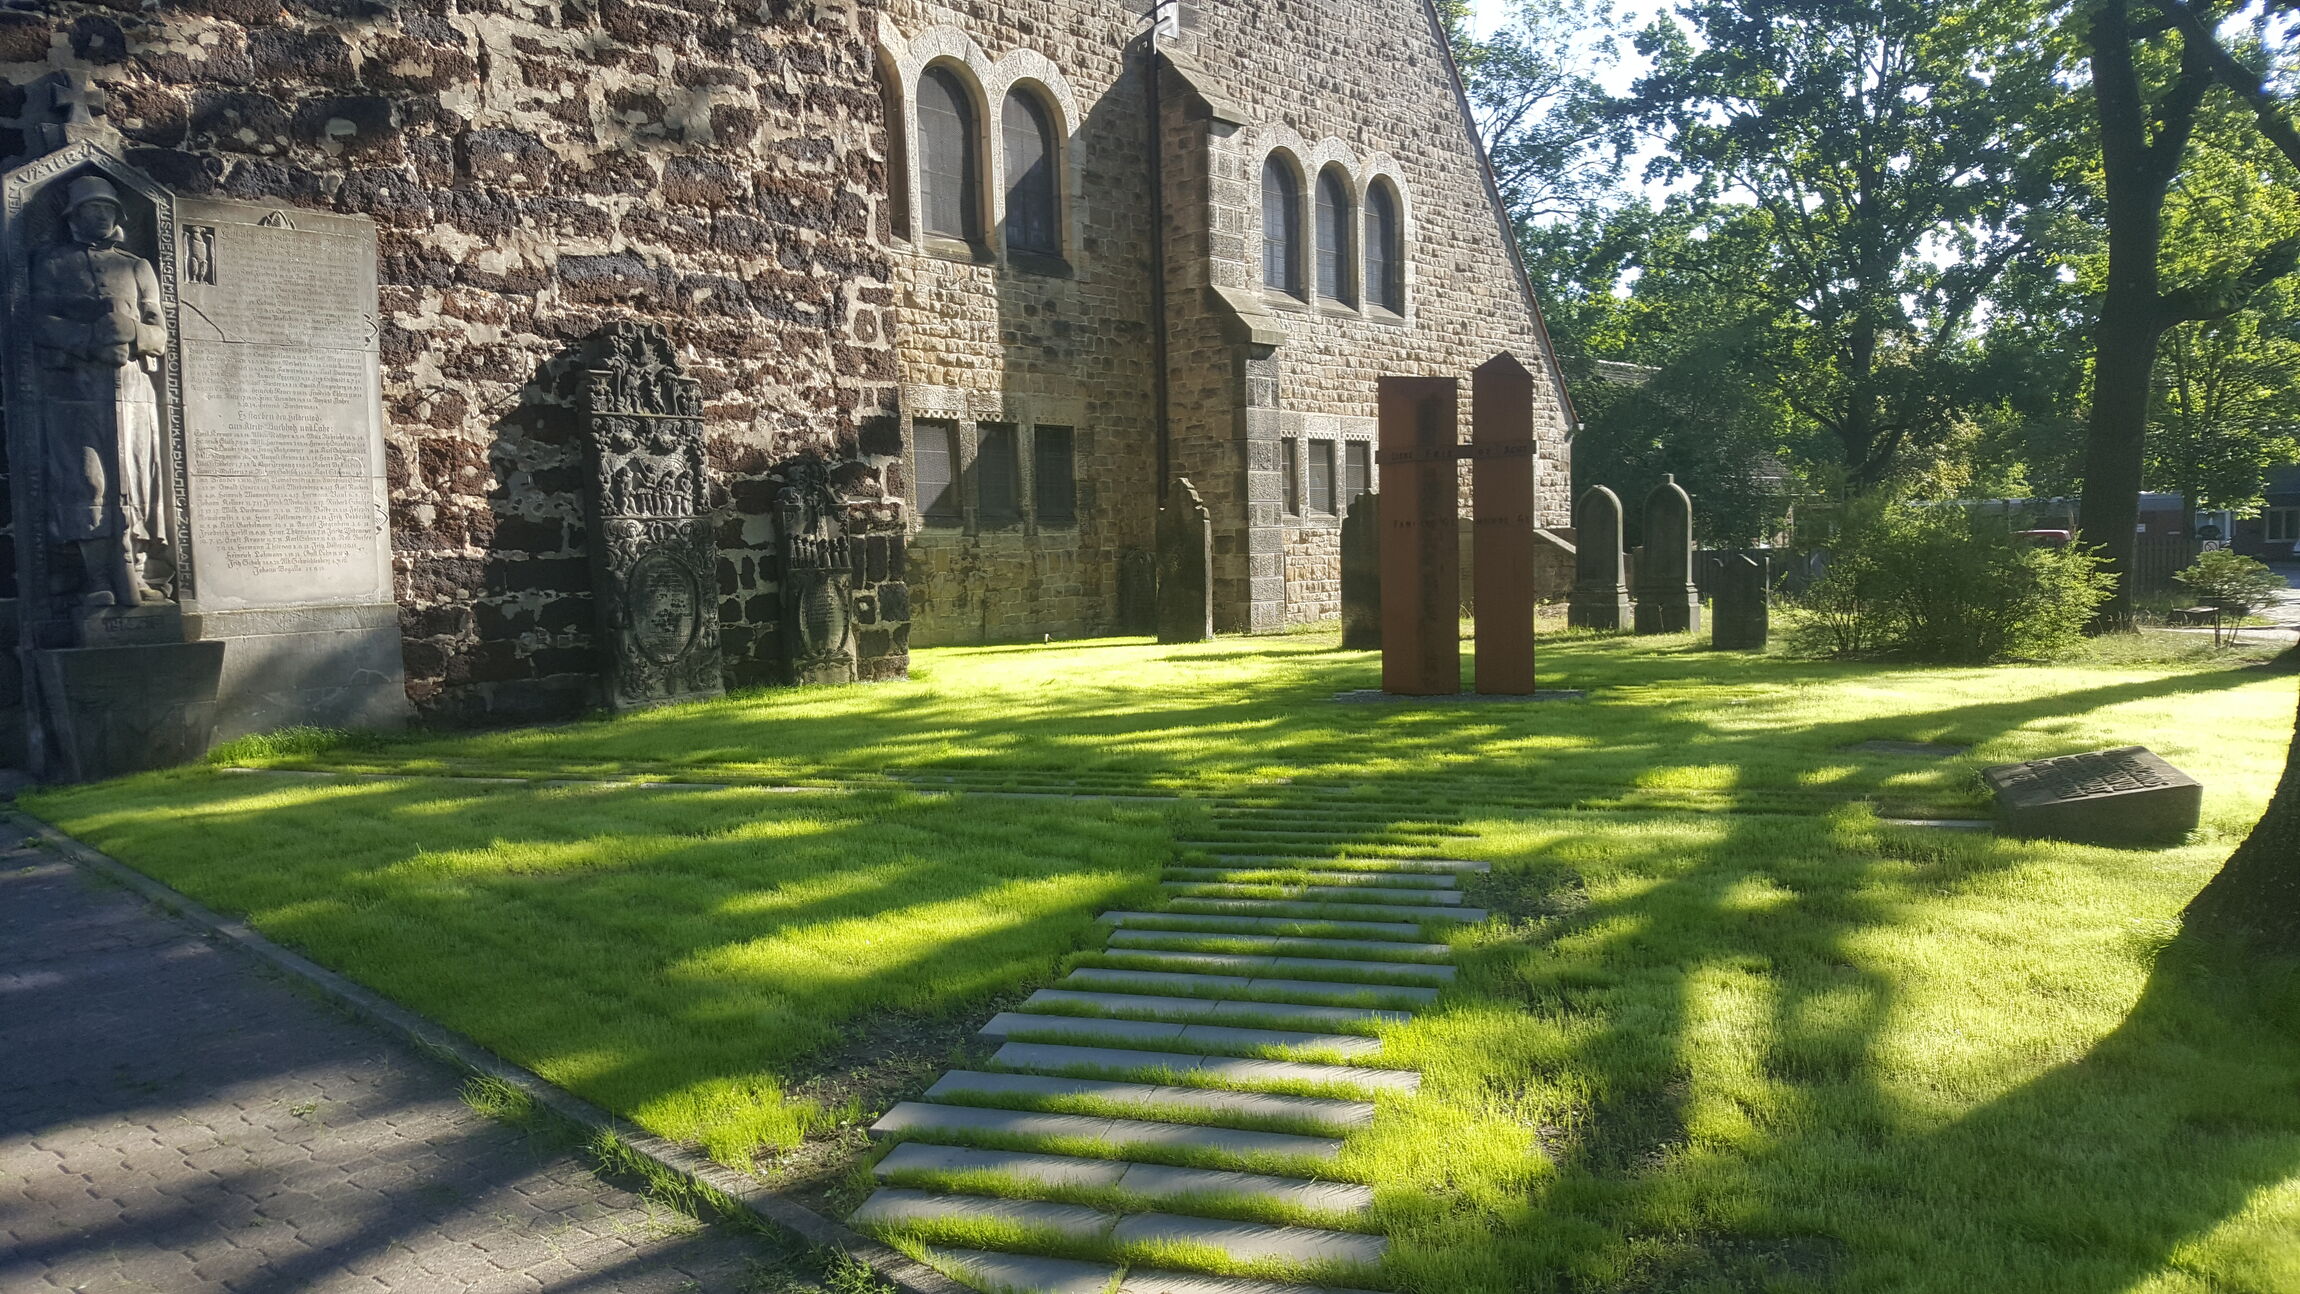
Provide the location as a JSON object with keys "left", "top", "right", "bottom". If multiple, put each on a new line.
{"left": 5, "top": 809, "right": 972, "bottom": 1294}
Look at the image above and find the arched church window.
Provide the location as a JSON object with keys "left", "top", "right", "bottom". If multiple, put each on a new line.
{"left": 1365, "top": 180, "right": 1404, "bottom": 313}
{"left": 1262, "top": 155, "right": 1303, "bottom": 298}
{"left": 1316, "top": 166, "right": 1354, "bottom": 306}
{"left": 918, "top": 65, "right": 981, "bottom": 243}
{"left": 1003, "top": 90, "right": 1060, "bottom": 255}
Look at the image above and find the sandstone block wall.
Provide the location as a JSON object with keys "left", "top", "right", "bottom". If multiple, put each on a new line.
{"left": 875, "top": 6, "right": 1160, "bottom": 646}
{"left": 2, "top": 0, "right": 905, "bottom": 721}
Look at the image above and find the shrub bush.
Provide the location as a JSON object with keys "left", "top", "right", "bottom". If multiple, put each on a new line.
{"left": 1786, "top": 503, "right": 2112, "bottom": 662}
{"left": 2173, "top": 549, "right": 2285, "bottom": 612}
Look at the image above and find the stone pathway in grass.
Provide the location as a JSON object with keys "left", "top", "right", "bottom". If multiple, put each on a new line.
{"left": 847, "top": 798, "right": 1483, "bottom": 1294}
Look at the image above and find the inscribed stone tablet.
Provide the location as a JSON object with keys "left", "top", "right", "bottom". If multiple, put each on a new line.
{"left": 173, "top": 199, "right": 390, "bottom": 611}
{"left": 1980, "top": 746, "right": 2202, "bottom": 846}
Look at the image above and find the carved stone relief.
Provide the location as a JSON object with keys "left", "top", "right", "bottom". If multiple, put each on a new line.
{"left": 581, "top": 321, "right": 725, "bottom": 710}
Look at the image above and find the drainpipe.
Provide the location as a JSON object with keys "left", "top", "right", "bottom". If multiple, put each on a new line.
{"left": 1145, "top": 3, "right": 1173, "bottom": 502}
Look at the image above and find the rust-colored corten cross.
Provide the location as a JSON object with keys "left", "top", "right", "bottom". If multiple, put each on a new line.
{"left": 1374, "top": 354, "right": 1539, "bottom": 696}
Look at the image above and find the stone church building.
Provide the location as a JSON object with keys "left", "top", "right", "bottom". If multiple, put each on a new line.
{"left": 0, "top": 0, "right": 1570, "bottom": 725}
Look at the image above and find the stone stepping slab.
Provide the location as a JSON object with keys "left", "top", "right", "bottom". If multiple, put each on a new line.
{"left": 1104, "top": 930, "right": 1456, "bottom": 964}
{"left": 925, "top": 1071, "right": 1375, "bottom": 1129}
{"left": 928, "top": 1247, "right": 1389, "bottom": 1294}
{"left": 1160, "top": 898, "right": 1488, "bottom": 924}
{"left": 979, "top": 1013, "right": 1385, "bottom": 1057}
{"left": 1165, "top": 866, "right": 1459, "bottom": 889}
{"left": 1099, "top": 911, "right": 1429, "bottom": 940}
{"left": 990, "top": 1042, "right": 1422, "bottom": 1096}
{"left": 1062, "top": 968, "right": 1440, "bottom": 1006}
{"left": 869, "top": 1103, "right": 1344, "bottom": 1161}
{"left": 876, "top": 1143, "right": 1377, "bottom": 1215}
{"left": 1093, "top": 947, "right": 1457, "bottom": 985}
{"left": 852, "top": 1191, "right": 1388, "bottom": 1268}
{"left": 1194, "top": 851, "right": 1490, "bottom": 871}
{"left": 1164, "top": 882, "right": 1467, "bottom": 906}
{"left": 1021, "top": 989, "right": 1412, "bottom": 1031}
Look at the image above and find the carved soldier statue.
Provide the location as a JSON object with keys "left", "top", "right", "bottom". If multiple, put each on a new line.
{"left": 29, "top": 174, "right": 170, "bottom": 607}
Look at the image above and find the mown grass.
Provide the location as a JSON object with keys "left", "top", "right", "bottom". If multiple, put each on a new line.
{"left": 23, "top": 629, "right": 2300, "bottom": 1292}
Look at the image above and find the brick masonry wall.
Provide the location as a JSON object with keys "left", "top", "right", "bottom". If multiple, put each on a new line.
{"left": 0, "top": 0, "right": 905, "bottom": 721}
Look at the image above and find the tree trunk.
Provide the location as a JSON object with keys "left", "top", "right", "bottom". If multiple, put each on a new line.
{"left": 2079, "top": 293, "right": 2160, "bottom": 629}
{"left": 2187, "top": 678, "right": 2300, "bottom": 955}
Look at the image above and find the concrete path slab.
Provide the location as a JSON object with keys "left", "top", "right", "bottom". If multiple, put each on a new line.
{"left": 1021, "top": 989, "right": 1411, "bottom": 1030}
{"left": 875, "top": 1142, "right": 1129, "bottom": 1189}
{"left": 876, "top": 1146, "right": 1375, "bottom": 1218}
{"left": 1098, "top": 912, "right": 1428, "bottom": 939}
{"left": 1205, "top": 854, "right": 1489, "bottom": 872}
{"left": 981, "top": 1015, "right": 1385, "bottom": 1057}
{"left": 1164, "top": 882, "right": 1467, "bottom": 906}
{"left": 1108, "top": 1212, "right": 1388, "bottom": 1266}
{"left": 1118, "top": 1269, "right": 1387, "bottom": 1293}
{"left": 924, "top": 1072, "right": 1374, "bottom": 1129}
{"left": 0, "top": 849, "right": 785, "bottom": 1294}
{"left": 932, "top": 1246, "right": 1121, "bottom": 1294}
{"left": 1102, "top": 930, "right": 1455, "bottom": 962}
{"left": 1088, "top": 949, "right": 1457, "bottom": 984}
{"left": 868, "top": 1104, "right": 1344, "bottom": 1161}
{"left": 1160, "top": 898, "right": 1486, "bottom": 923}
{"left": 986, "top": 1043, "right": 1422, "bottom": 1096}
{"left": 1065, "top": 968, "right": 1439, "bottom": 1004}
{"left": 1165, "top": 867, "right": 1459, "bottom": 889}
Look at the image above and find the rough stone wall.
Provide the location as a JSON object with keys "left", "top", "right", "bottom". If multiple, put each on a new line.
{"left": 0, "top": 0, "right": 905, "bottom": 721}
{"left": 875, "top": 6, "right": 1159, "bottom": 646}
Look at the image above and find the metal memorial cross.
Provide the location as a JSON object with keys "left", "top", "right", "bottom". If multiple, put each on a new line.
{"left": 1375, "top": 354, "right": 1542, "bottom": 697}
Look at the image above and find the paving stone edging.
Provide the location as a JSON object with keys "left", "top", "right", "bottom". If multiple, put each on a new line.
{"left": 5, "top": 809, "right": 972, "bottom": 1294}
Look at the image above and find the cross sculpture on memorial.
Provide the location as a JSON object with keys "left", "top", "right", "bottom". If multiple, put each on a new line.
{"left": 1375, "top": 353, "right": 1541, "bottom": 696}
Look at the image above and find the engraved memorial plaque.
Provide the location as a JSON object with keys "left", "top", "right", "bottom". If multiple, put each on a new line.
{"left": 1981, "top": 746, "right": 2203, "bottom": 846}
{"left": 173, "top": 199, "right": 390, "bottom": 611}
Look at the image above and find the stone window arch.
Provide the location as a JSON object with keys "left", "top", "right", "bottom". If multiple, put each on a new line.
{"left": 917, "top": 61, "right": 984, "bottom": 244}
{"left": 1364, "top": 177, "right": 1405, "bottom": 315}
{"left": 876, "top": 51, "right": 911, "bottom": 241}
{"left": 1262, "top": 153, "right": 1305, "bottom": 299}
{"left": 1002, "top": 86, "right": 1060, "bottom": 256}
{"left": 1315, "top": 165, "right": 1355, "bottom": 307}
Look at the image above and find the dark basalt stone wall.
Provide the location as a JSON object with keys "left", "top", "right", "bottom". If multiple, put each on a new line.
{"left": 1, "top": 0, "right": 908, "bottom": 722}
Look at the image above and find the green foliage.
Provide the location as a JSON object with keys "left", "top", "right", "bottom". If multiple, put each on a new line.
{"left": 2177, "top": 548, "right": 2289, "bottom": 610}
{"left": 1789, "top": 504, "right": 2115, "bottom": 661}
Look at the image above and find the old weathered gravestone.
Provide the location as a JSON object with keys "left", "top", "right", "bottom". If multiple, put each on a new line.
{"left": 580, "top": 321, "right": 725, "bottom": 709}
{"left": 1340, "top": 490, "right": 1380, "bottom": 650}
{"left": 1711, "top": 553, "right": 1769, "bottom": 650}
{"left": 1377, "top": 376, "right": 1461, "bottom": 695}
{"left": 1568, "top": 485, "right": 1632, "bottom": 631}
{"left": 772, "top": 458, "right": 858, "bottom": 686}
{"left": 3, "top": 119, "right": 405, "bottom": 776}
{"left": 1981, "top": 746, "right": 2201, "bottom": 846}
{"left": 1155, "top": 477, "right": 1213, "bottom": 643}
{"left": 1633, "top": 474, "right": 1700, "bottom": 635}
{"left": 1470, "top": 354, "right": 1535, "bottom": 695}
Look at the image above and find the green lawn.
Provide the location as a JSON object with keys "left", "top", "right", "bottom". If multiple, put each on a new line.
{"left": 24, "top": 631, "right": 2300, "bottom": 1292}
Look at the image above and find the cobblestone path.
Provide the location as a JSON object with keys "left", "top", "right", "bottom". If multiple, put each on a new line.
{"left": 0, "top": 835, "right": 788, "bottom": 1294}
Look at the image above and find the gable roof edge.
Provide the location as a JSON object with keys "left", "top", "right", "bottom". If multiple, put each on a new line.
{"left": 1415, "top": 0, "right": 1579, "bottom": 433}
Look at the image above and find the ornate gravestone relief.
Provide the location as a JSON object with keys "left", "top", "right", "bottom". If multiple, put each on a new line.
{"left": 1711, "top": 553, "right": 1769, "bottom": 650}
{"left": 1340, "top": 491, "right": 1381, "bottom": 650}
{"left": 1155, "top": 477, "right": 1213, "bottom": 644}
{"left": 1568, "top": 485, "right": 1632, "bottom": 631}
{"left": 1982, "top": 746, "right": 2201, "bottom": 846}
{"left": 772, "top": 457, "right": 856, "bottom": 685}
{"left": 1633, "top": 474, "right": 1700, "bottom": 635}
{"left": 580, "top": 322, "right": 725, "bottom": 710}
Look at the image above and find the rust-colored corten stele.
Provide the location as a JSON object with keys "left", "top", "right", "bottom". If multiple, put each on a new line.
{"left": 1375, "top": 356, "right": 1539, "bottom": 697}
